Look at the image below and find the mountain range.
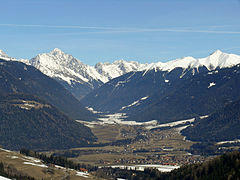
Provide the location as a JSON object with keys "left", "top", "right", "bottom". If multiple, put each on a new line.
{"left": 82, "top": 51, "right": 240, "bottom": 122}
{"left": 2, "top": 48, "right": 240, "bottom": 101}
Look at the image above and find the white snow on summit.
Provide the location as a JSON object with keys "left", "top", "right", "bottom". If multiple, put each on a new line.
{"left": 95, "top": 59, "right": 146, "bottom": 82}
{"left": 142, "top": 50, "right": 240, "bottom": 75}
{"left": 27, "top": 48, "right": 106, "bottom": 86}
{"left": 22, "top": 49, "right": 147, "bottom": 86}
{"left": 2, "top": 48, "right": 240, "bottom": 89}
{"left": 0, "top": 50, "right": 16, "bottom": 61}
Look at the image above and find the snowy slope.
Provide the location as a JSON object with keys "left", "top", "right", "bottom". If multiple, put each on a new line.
{"left": 142, "top": 50, "right": 240, "bottom": 75}
{"left": 95, "top": 59, "right": 146, "bottom": 82}
{"left": 25, "top": 49, "right": 147, "bottom": 85}
{"left": 27, "top": 48, "right": 105, "bottom": 86}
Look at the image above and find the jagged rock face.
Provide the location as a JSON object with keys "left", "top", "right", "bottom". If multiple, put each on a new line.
{"left": 22, "top": 48, "right": 146, "bottom": 100}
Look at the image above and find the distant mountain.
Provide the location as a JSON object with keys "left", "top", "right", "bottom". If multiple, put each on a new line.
{"left": 129, "top": 64, "right": 240, "bottom": 123}
{"left": 95, "top": 59, "right": 146, "bottom": 81}
{"left": 0, "top": 93, "right": 96, "bottom": 150}
{"left": 182, "top": 98, "right": 240, "bottom": 142}
{"left": 0, "top": 58, "right": 95, "bottom": 120}
{"left": 24, "top": 48, "right": 105, "bottom": 100}
{"left": 141, "top": 50, "right": 240, "bottom": 73}
{"left": 18, "top": 48, "right": 145, "bottom": 100}
{"left": 82, "top": 51, "right": 240, "bottom": 123}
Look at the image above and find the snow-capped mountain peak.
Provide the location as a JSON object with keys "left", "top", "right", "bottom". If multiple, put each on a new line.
{"left": 142, "top": 50, "right": 240, "bottom": 74}
{"left": 210, "top": 49, "right": 223, "bottom": 56}
{"left": 95, "top": 59, "right": 146, "bottom": 81}
{"left": 51, "top": 48, "right": 64, "bottom": 54}
{"left": 0, "top": 49, "right": 7, "bottom": 56}
{"left": 197, "top": 50, "right": 240, "bottom": 70}
{"left": 28, "top": 49, "right": 104, "bottom": 85}
{"left": 0, "top": 50, "right": 16, "bottom": 61}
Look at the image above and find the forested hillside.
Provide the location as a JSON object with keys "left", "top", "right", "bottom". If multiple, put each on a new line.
{"left": 182, "top": 98, "right": 240, "bottom": 142}
{"left": 0, "top": 94, "right": 96, "bottom": 150}
{"left": 0, "top": 59, "right": 95, "bottom": 120}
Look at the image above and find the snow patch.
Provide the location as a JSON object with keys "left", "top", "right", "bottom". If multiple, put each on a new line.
{"left": 216, "top": 139, "right": 240, "bottom": 145}
{"left": 0, "top": 176, "right": 11, "bottom": 180}
{"left": 23, "top": 162, "right": 48, "bottom": 168}
{"left": 76, "top": 171, "right": 89, "bottom": 178}
{"left": 86, "top": 107, "right": 102, "bottom": 114}
{"left": 8, "top": 155, "right": 19, "bottom": 159}
{"left": 106, "top": 164, "right": 179, "bottom": 172}
{"left": 208, "top": 82, "right": 216, "bottom": 88}
{"left": 0, "top": 148, "right": 12, "bottom": 153}
{"left": 120, "top": 96, "right": 149, "bottom": 110}
{"left": 200, "top": 115, "right": 209, "bottom": 119}
{"left": 175, "top": 125, "right": 191, "bottom": 133}
{"left": 23, "top": 156, "right": 41, "bottom": 163}
{"left": 146, "top": 118, "right": 195, "bottom": 130}
{"left": 77, "top": 112, "right": 157, "bottom": 127}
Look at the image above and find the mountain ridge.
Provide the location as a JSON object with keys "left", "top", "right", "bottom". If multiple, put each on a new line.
{"left": 82, "top": 63, "right": 240, "bottom": 123}
{"left": 1, "top": 49, "right": 240, "bottom": 100}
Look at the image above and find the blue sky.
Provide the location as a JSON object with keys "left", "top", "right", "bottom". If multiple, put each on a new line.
{"left": 0, "top": 0, "right": 240, "bottom": 65}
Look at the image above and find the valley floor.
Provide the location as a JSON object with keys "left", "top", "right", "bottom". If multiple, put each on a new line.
{"left": 69, "top": 114, "right": 207, "bottom": 168}
{"left": 52, "top": 113, "right": 211, "bottom": 173}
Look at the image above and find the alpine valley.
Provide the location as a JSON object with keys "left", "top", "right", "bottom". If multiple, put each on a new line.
{"left": 1, "top": 48, "right": 240, "bottom": 179}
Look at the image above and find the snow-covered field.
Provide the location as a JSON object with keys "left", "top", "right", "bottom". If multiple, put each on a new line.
{"left": 23, "top": 162, "right": 48, "bottom": 168}
{"left": 0, "top": 176, "right": 11, "bottom": 180}
{"left": 216, "top": 139, "right": 240, "bottom": 145}
{"left": 145, "top": 118, "right": 195, "bottom": 130}
{"left": 105, "top": 164, "right": 179, "bottom": 172}
{"left": 77, "top": 112, "right": 158, "bottom": 127}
